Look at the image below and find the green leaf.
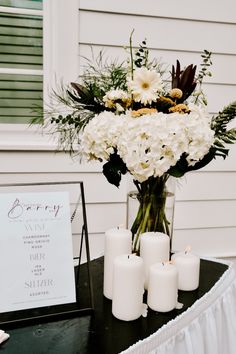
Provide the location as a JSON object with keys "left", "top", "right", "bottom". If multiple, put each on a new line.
{"left": 102, "top": 153, "right": 127, "bottom": 187}
{"left": 168, "top": 148, "right": 220, "bottom": 177}
{"left": 168, "top": 154, "right": 189, "bottom": 177}
{"left": 187, "top": 148, "right": 217, "bottom": 171}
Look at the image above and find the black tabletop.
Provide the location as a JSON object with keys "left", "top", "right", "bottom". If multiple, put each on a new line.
{"left": 0, "top": 257, "right": 228, "bottom": 354}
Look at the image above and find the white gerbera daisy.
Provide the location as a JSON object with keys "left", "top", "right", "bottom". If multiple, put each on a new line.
{"left": 128, "top": 67, "right": 164, "bottom": 105}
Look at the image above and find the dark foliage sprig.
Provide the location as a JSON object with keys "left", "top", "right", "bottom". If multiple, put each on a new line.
{"left": 171, "top": 60, "right": 197, "bottom": 102}
{"left": 67, "top": 83, "right": 104, "bottom": 114}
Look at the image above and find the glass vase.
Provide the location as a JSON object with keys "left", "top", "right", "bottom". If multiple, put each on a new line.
{"left": 127, "top": 175, "right": 175, "bottom": 253}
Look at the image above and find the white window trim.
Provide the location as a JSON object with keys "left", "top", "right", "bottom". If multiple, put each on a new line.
{"left": 0, "top": 0, "right": 79, "bottom": 151}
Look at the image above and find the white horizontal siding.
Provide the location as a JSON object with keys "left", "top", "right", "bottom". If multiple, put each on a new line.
{"left": 202, "top": 84, "right": 236, "bottom": 113}
{"left": 201, "top": 144, "right": 236, "bottom": 171}
{"left": 174, "top": 200, "right": 236, "bottom": 229}
{"left": 78, "top": 203, "right": 126, "bottom": 234}
{"left": 0, "top": 151, "right": 101, "bottom": 172}
{"left": 172, "top": 228, "right": 236, "bottom": 258}
{"left": 79, "top": 11, "right": 236, "bottom": 54}
{"left": 176, "top": 172, "right": 236, "bottom": 201}
{"left": 79, "top": 0, "right": 236, "bottom": 24}
{"left": 0, "top": 171, "right": 126, "bottom": 203}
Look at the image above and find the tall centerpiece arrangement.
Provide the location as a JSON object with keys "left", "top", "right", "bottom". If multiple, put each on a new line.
{"left": 40, "top": 34, "right": 236, "bottom": 252}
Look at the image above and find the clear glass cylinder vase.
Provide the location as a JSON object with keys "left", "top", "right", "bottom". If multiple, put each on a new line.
{"left": 127, "top": 176, "right": 176, "bottom": 253}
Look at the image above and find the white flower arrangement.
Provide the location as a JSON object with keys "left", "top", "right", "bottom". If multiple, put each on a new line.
{"left": 44, "top": 35, "right": 236, "bottom": 188}
{"left": 42, "top": 34, "right": 236, "bottom": 250}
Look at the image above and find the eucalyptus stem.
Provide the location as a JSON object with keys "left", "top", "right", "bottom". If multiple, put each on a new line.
{"left": 129, "top": 29, "right": 135, "bottom": 80}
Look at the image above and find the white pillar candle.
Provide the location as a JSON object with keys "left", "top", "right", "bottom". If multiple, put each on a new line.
{"left": 171, "top": 250, "right": 200, "bottom": 291}
{"left": 103, "top": 227, "right": 132, "bottom": 299}
{"left": 112, "top": 254, "right": 144, "bottom": 321}
{"left": 147, "top": 262, "right": 178, "bottom": 312}
{"left": 140, "top": 232, "right": 170, "bottom": 289}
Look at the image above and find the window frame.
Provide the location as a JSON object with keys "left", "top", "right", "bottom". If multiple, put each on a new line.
{"left": 0, "top": 0, "right": 79, "bottom": 151}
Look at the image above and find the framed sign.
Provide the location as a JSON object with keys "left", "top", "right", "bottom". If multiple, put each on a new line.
{"left": 0, "top": 182, "right": 93, "bottom": 328}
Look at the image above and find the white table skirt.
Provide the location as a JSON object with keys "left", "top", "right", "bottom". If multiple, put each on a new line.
{"left": 121, "top": 258, "right": 236, "bottom": 354}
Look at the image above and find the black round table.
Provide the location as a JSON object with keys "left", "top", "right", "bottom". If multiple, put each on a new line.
{"left": 0, "top": 257, "right": 229, "bottom": 354}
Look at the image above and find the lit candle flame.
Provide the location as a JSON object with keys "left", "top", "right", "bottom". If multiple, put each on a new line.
{"left": 117, "top": 224, "right": 125, "bottom": 230}
{"left": 185, "top": 245, "right": 191, "bottom": 254}
{"left": 162, "top": 261, "right": 172, "bottom": 266}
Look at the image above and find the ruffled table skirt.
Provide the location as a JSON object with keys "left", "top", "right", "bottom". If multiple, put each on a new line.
{"left": 121, "top": 258, "right": 236, "bottom": 354}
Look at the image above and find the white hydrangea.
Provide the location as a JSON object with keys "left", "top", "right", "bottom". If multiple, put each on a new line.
{"left": 185, "top": 106, "right": 215, "bottom": 166}
{"left": 79, "top": 111, "right": 124, "bottom": 161}
{"left": 79, "top": 107, "right": 215, "bottom": 182}
{"left": 117, "top": 112, "right": 189, "bottom": 182}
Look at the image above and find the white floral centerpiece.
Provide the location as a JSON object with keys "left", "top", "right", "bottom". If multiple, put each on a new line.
{"left": 40, "top": 35, "right": 236, "bottom": 252}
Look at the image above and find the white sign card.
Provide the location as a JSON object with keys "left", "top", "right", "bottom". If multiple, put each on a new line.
{"left": 0, "top": 191, "right": 76, "bottom": 313}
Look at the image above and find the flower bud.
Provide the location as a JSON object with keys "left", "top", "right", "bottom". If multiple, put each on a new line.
{"left": 169, "top": 88, "right": 183, "bottom": 99}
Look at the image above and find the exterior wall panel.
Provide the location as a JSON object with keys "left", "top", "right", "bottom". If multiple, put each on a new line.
{"left": 1, "top": 0, "right": 235, "bottom": 259}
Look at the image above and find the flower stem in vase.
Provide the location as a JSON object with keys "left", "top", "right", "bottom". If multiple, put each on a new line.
{"left": 130, "top": 175, "right": 174, "bottom": 253}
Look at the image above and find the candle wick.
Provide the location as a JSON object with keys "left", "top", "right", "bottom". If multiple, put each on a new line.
{"left": 162, "top": 262, "right": 164, "bottom": 266}
{"left": 117, "top": 226, "right": 119, "bottom": 230}
{"left": 185, "top": 250, "right": 187, "bottom": 255}
{"left": 128, "top": 255, "right": 130, "bottom": 259}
